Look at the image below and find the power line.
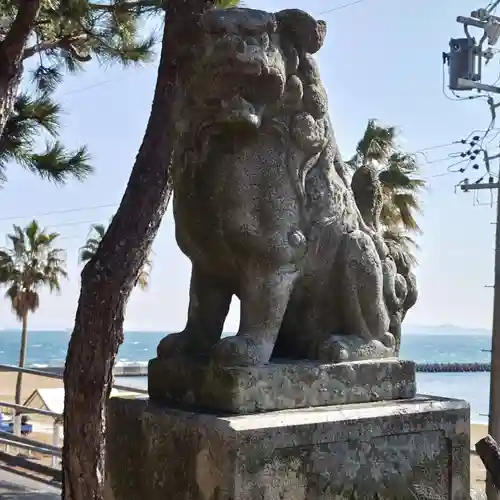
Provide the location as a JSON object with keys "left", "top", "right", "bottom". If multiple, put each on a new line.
{"left": 317, "top": 0, "right": 372, "bottom": 14}
{"left": 0, "top": 138, "right": 474, "bottom": 225}
{"left": 44, "top": 219, "right": 106, "bottom": 229}
{"left": 61, "top": 79, "right": 120, "bottom": 97}
{"left": 0, "top": 203, "right": 118, "bottom": 222}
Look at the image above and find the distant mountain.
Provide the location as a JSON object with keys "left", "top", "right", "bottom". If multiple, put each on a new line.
{"left": 404, "top": 324, "right": 491, "bottom": 336}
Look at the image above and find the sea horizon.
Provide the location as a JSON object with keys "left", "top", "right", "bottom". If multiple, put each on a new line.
{"left": 0, "top": 324, "right": 493, "bottom": 334}
{"left": 0, "top": 326, "right": 493, "bottom": 424}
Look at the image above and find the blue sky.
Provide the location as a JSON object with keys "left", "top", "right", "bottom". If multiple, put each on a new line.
{"left": 0, "top": 0, "right": 497, "bottom": 331}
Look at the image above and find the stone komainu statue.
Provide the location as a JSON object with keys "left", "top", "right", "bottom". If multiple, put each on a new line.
{"left": 158, "top": 7, "right": 418, "bottom": 366}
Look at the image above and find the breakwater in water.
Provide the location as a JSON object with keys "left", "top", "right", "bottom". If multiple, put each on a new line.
{"left": 6, "top": 362, "right": 492, "bottom": 376}
{"left": 415, "top": 362, "right": 490, "bottom": 372}
{"left": 111, "top": 361, "right": 493, "bottom": 375}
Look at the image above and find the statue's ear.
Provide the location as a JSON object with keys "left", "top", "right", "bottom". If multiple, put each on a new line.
{"left": 275, "top": 9, "right": 326, "bottom": 54}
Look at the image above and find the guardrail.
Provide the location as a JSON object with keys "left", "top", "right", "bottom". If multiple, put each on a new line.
{"left": 0, "top": 363, "right": 148, "bottom": 468}
{"left": 0, "top": 364, "right": 148, "bottom": 394}
{"left": 0, "top": 430, "right": 61, "bottom": 456}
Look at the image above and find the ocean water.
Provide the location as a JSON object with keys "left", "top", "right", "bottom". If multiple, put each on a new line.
{"left": 0, "top": 328, "right": 492, "bottom": 423}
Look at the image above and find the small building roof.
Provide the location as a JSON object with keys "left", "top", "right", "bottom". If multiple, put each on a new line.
{"left": 23, "top": 387, "right": 136, "bottom": 418}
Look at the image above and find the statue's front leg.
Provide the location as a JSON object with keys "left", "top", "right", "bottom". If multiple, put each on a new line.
{"left": 212, "top": 261, "right": 298, "bottom": 366}
{"left": 157, "top": 264, "right": 232, "bottom": 361}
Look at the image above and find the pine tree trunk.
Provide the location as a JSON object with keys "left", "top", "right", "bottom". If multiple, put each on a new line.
{"left": 14, "top": 312, "right": 29, "bottom": 436}
{"left": 0, "top": 0, "right": 41, "bottom": 137}
{"left": 62, "top": 2, "right": 215, "bottom": 499}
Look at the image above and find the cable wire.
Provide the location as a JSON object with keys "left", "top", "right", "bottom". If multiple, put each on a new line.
{"left": 317, "top": 0, "right": 371, "bottom": 15}
{"left": 0, "top": 203, "right": 118, "bottom": 222}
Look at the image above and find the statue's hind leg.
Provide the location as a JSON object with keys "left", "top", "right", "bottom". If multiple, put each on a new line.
{"left": 312, "top": 230, "right": 395, "bottom": 363}
{"left": 212, "top": 262, "right": 298, "bottom": 366}
{"left": 157, "top": 264, "right": 232, "bottom": 361}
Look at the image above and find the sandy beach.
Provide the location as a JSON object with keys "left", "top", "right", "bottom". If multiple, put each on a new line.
{"left": 0, "top": 371, "right": 63, "bottom": 405}
{"left": 0, "top": 370, "right": 491, "bottom": 488}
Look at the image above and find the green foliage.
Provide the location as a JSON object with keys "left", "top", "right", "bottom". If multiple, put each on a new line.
{"left": 79, "top": 222, "right": 152, "bottom": 290}
{"left": 0, "top": 220, "right": 67, "bottom": 320}
{"left": 215, "top": 0, "right": 242, "bottom": 7}
{"left": 0, "top": 92, "right": 92, "bottom": 184}
{"left": 0, "top": 0, "right": 240, "bottom": 184}
{"left": 19, "top": 0, "right": 160, "bottom": 93}
{"left": 1, "top": 0, "right": 241, "bottom": 93}
{"left": 349, "top": 119, "right": 426, "bottom": 263}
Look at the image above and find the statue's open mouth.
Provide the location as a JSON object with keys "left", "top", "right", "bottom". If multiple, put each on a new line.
{"left": 199, "top": 69, "right": 284, "bottom": 133}
{"left": 201, "top": 65, "right": 283, "bottom": 107}
{"left": 215, "top": 96, "right": 264, "bottom": 129}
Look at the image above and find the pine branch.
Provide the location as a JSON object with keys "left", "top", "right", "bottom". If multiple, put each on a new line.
{"left": 23, "top": 33, "right": 89, "bottom": 59}
{"left": 21, "top": 141, "right": 92, "bottom": 183}
{"left": 90, "top": 31, "right": 156, "bottom": 65}
{"left": 30, "top": 65, "right": 64, "bottom": 93}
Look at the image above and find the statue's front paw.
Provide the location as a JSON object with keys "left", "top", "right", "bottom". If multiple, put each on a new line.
{"left": 315, "top": 338, "right": 350, "bottom": 363}
{"left": 211, "top": 336, "right": 271, "bottom": 367}
{"left": 157, "top": 332, "right": 190, "bottom": 359}
{"left": 380, "top": 332, "right": 395, "bottom": 349}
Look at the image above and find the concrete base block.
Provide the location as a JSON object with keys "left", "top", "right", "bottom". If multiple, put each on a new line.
{"left": 105, "top": 395, "right": 470, "bottom": 500}
{"left": 148, "top": 357, "right": 416, "bottom": 413}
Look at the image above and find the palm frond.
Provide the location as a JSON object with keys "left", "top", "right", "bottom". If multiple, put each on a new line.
{"left": 79, "top": 221, "right": 152, "bottom": 290}
{"left": 78, "top": 248, "right": 95, "bottom": 264}
{"left": 355, "top": 119, "right": 397, "bottom": 164}
{"left": 90, "top": 223, "right": 106, "bottom": 238}
{"left": 351, "top": 119, "right": 426, "bottom": 237}
{"left": 379, "top": 166, "right": 426, "bottom": 192}
{"left": 78, "top": 223, "right": 107, "bottom": 263}
{"left": 136, "top": 269, "right": 150, "bottom": 290}
{"left": 388, "top": 193, "right": 422, "bottom": 233}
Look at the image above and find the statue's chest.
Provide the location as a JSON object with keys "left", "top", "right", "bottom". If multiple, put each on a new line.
{"left": 177, "top": 135, "right": 293, "bottom": 216}
{"left": 173, "top": 135, "right": 304, "bottom": 260}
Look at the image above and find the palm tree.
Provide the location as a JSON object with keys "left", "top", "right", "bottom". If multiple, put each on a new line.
{"left": 0, "top": 220, "right": 67, "bottom": 433}
{"left": 349, "top": 119, "right": 426, "bottom": 261}
{"left": 79, "top": 223, "right": 152, "bottom": 290}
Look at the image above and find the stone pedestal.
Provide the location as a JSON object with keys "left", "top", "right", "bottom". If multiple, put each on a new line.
{"left": 105, "top": 395, "right": 470, "bottom": 500}
{"left": 148, "top": 357, "right": 416, "bottom": 413}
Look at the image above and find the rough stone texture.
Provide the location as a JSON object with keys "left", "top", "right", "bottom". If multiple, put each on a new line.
{"left": 351, "top": 164, "right": 418, "bottom": 355}
{"left": 148, "top": 357, "right": 416, "bottom": 413}
{"left": 105, "top": 395, "right": 470, "bottom": 500}
{"left": 156, "top": 7, "right": 418, "bottom": 367}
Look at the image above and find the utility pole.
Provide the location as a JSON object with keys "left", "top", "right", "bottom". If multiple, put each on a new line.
{"left": 444, "top": 4, "right": 500, "bottom": 499}
{"left": 461, "top": 178, "right": 500, "bottom": 500}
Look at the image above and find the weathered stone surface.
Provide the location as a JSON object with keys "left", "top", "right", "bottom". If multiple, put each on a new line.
{"left": 105, "top": 395, "right": 470, "bottom": 500}
{"left": 148, "top": 357, "right": 416, "bottom": 414}
{"left": 156, "top": 6, "right": 418, "bottom": 368}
